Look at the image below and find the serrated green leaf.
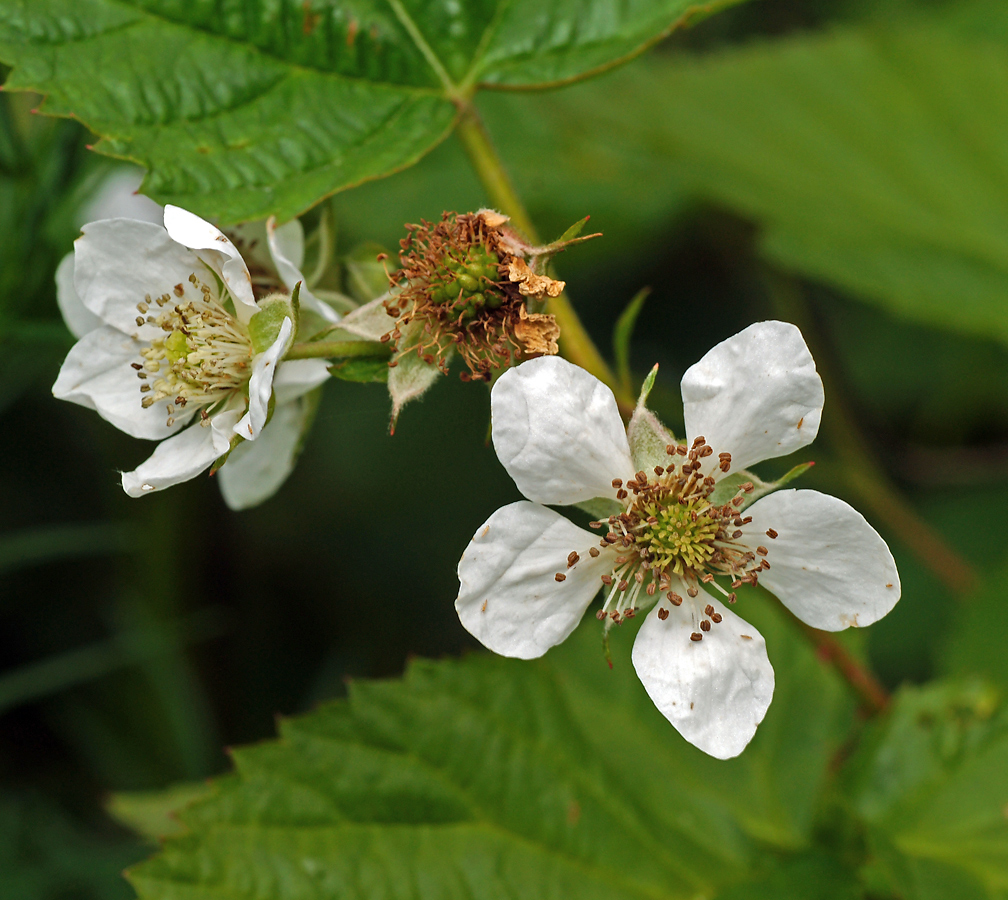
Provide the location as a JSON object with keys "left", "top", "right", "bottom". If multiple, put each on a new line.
{"left": 0, "top": 0, "right": 736, "bottom": 224}
{"left": 845, "top": 680, "right": 1008, "bottom": 899}
{"left": 127, "top": 596, "right": 855, "bottom": 899}
{"left": 108, "top": 782, "right": 213, "bottom": 843}
{"left": 327, "top": 356, "right": 390, "bottom": 383}
{"left": 647, "top": 2, "right": 1008, "bottom": 347}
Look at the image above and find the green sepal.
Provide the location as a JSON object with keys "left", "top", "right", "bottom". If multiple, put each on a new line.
{"left": 613, "top": 287, "right": 651, "bottom": 393}
{"left": 573, "top": 496, "right": 623, "bottom": 519}
{"left": 249, "top": 285, "right": 300, "bottom": 355}
{"left": 627, "top": 364, "right": 678, "bottom": 473}
{"left": 327, "top": 357, "right": 390, "bottom": 384}
{"left": 709, "top": 461, "right": 815, "bottom": 508}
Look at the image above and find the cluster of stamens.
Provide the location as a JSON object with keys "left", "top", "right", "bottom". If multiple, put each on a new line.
{"left": 134, "top": 273, "right": 253, "bottom": 426}
{"left": 556, "top": 436, "right": 779, "bottom": 643}
{"left": 381, "top": 212, "right": 556, "bottom": 380}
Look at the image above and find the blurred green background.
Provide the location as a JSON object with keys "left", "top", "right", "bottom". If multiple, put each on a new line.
{"left": 3, "top": 0, "right": 1008, "bottom": 896}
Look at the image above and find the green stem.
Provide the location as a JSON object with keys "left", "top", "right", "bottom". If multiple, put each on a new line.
{"left": 453, "top": 103, "right": 635, "bottom": 416}
{"left": 286, "top": 340, "right": 390, "bottom": 361}
{"left": 764, "top": 268, "right": 978, "bottom": 598}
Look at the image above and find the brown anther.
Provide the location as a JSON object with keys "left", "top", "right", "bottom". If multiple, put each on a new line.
{"left": 610, "top": 611, "right": 620, "bottom": 621}
{"left": 647, "top": 516, "right": 659, "bottom": 526}
{"left": 646, "top": 582, "right": 657, "bottom": 595}
{"left": 654, "top": 466, "right": 664, "bottom": 476}
{"left": 710, "top": 612, "right": 723, "bottom": 624}
{"left": 616, "top": 489, "right": 628, "bottom": 500}
{"left": 634, "top": 570, "right": 644, "bottom": 584}
{"left": 668, "top": 592, "right": 683, "bottom": 606}
{"left": 700, "top": 619, "right": 711, "bottom": 632}
{"left": 734, "top": 517, "right": 744, "bottom": 527}
{"left": 140, "top": 383, "right": 151, "bottom": 393}
{"left": 727, "top": 592, "right": 737, "bottom": 604}
{"left": 756, "top": 546, "right": 768, "bottom": 556}
{"left": 692, "top": 436, "right": 705, "bottom": 448}
{"left": 135, "top": 316, "right": 145, "bottom": 327}
{"left": 174, "top": 283, "right": 185, "bottom": 296}
{"left": 625, "top": 608, "right": 636, "bottom": 619}
{"left": 601, "top": 575, "right": 613, "bottom": 585}
{"left": 701, "top": 573, "right": 714, "bottom": 583}
{"left": 604, "top": 533, "right": 618, "bottom": 543}
{"left": 596, "top": 610, "right": 606, "bottom": 620}
{"left": 766, "top": 528, "right": 778, "bottom": 539}
{"left": 690, "top": 632, "right": 703, "bottom": 642}
{"left": 666, "top": 444, "right": 676, "bottom": 456}
{"left": 677, "top": 445, "right": 687, "bottom": 456}
{"left": 760, "top": 559, "right": 771, "bottom": 570}
{"left": 703, "top": 476, "right": 716, "bottom": 487}
{"left": 687, "top": 586, "right": 698, "bottom": 598}
{"left": 589, "top": 521, "right": 602, "bottom": 529}
{"left": 732, "top": 497, "right": 745, "bottom": 507}
{"left": 719, "top": 460, "right": 731, "bottom": 473}
{"left": 567, "top": 551, "right": 580, "bottom": 567}
{"left": 612, "top": 478, "right": 623, "bottom": 488}
{"left": 589, "top": 547, "right": 600, "bottom": 558}
{"left": 742, "top": 516, "right": 752, "bottom": 524}
{"left": 732, "top": 530, "right": 742, "bottom": 539}
{"left": 618, "top": 580, "right": 629, "bottom": 592}
{"left": 705, "top": 604, "right": 715, "bottom": 616}
{"left": 742, "top": 482, "right": 754, "bottom": 493}
{"left": 658, "top": 607, "right": 669, "bottom": 621}
{"left": 698, "top": 445, "right": 713, "bottom": 458}
{"left": 131, "top": 362, "right": 143, "bottom": 370}
{"left": 554, "top": 573, "right": 566, "bottom": 582}
{"left": 635, "top": 471, "right": 646, "bottom": 483}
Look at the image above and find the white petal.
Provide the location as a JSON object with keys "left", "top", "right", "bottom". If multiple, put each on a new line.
{"left": 272, "top": 359, "right": 330, "bottom": 405}
{"left": 52, "top": 326, "right": 190, "bottom": 440}
{"left": 491, "top": 356, "right": 633, "bottom": 506}
{"left": 218, "top": 396, "right": 314, "bottom": 510}
{"left": 234, "top": 317, "right": 292, "bottom": 440}
{"left": 681, "top": 321, "right": 824, "bottom": 472}
{"left": 456, "top": 501, "right": 611, "bottom": 660}
{"left": 121, "top": 409, "right": 242, "bottom": 498}
{"left": 742, "top": 489, "right": 901, "bottom": 631}
{"left": 632, "top": 593, "right": 774, "bottom": 759}
{"left": 266, "top": 216, "right": 341, "bottom": 324}
{"left": 55, "top": 252, "right": 101, "bottom": 339}
{"left": 339, "top": 294, "right": 397, "bottom": 341}
{"left": 163, "top": 206, "right": 258, "bottom": 322}
{"left": 74, "top": 219, "right": 211, "bottom": 340}
{"left": 77, "top": 167, "right": 163, "bottom": 227}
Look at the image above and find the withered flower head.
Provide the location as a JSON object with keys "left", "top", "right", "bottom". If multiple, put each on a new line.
{"left": 381, "top": 211, "right": 562, "bottom": 381}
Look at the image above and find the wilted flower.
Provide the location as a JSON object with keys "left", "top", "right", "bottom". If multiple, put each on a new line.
{"left": 456, "top": 321, "right": 900, "bottom": 758}
{"left": 53, "top": 206, "right": 330, "bottom": 507}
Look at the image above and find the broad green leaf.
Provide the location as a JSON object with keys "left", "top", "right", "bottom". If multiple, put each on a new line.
{"left": 645, "top": 3, "right": 1008, "bottom": 347}
{"left": 128, "top": 596, "right": 854, "bottom": 899}
{"left": 0, "top": 0, "right": 734, "bottom": 224}
{"left": 845, "top": 680, "right": 1008, "bottom": 899}
{"left": 942, "top": 561, "right": 1008, "bottom": 692}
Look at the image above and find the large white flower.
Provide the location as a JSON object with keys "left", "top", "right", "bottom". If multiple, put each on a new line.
{"left": 456, "top": 321, "right": 900, "bottom": 759}
{"left": 52, "top": 206, "right": 330, "bottom": 507}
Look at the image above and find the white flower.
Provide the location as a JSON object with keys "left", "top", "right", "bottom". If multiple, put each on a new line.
{"left": 456, "top": 321, "right": 900, "bottom": 759}
{"left": 52, "top": 206, "right": 331, "bottom": 508}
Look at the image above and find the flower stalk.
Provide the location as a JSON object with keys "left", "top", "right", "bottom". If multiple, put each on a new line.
{"left": 286, "top": 339, "right": 391, "bottom": 361}
{"left": 454, "top": 102, "right": 634, "bottom": 416}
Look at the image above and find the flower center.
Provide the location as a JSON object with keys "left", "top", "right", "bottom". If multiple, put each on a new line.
{"left": 135, "top": 273, "right": 253, "bottom": 426}
{"left": 559, "top": 436, "right": 778, "bottom": 642}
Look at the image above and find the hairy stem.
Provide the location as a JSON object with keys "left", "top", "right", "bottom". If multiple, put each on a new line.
{"left": 764, "top": 269, "right": 978, "bottom": 597}
{"left": 286, "top": 340, "right": 390, "bottom": 361}
{"left": 453, "top": 103, "right": 634, "bottom": 415}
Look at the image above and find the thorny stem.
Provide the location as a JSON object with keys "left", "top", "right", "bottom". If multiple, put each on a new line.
{"left": 286, "top": 340, "right": 390, "bottom": 361}
{"left": 764, "top": 269, "right": 978, "bottom": 598}
{"left": 453, "top": 103, "right": 635, "bottom": 417}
